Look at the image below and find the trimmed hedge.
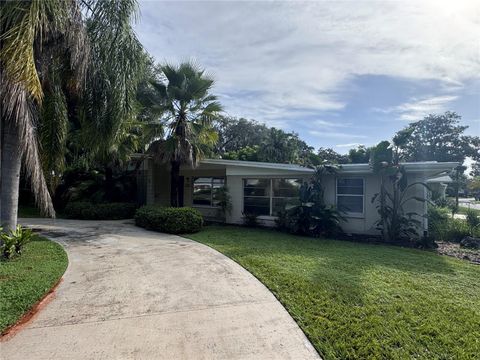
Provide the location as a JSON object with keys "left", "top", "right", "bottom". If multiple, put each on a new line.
{"left": 135, "top": 206, "right": 203, "bottom": 234}
{"left": 64, "top": 202, "right": 137, "bottom": 220}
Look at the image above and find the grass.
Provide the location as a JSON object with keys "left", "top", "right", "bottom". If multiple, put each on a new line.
{"left": 186, "top": 226, "right": 480, "bottom": 360}
{"left": 0, "top": 237, "right": 68, "bottom": 333}
{"left": 457, "top": 206, "right": 480, "bottom": 216}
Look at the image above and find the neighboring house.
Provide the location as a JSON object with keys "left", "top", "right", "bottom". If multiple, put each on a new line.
{"left": 138, "top": 158, "right": 457, "bottom": 236}
{"left": 426, "top": 175, "right": 453, "bottom": 200}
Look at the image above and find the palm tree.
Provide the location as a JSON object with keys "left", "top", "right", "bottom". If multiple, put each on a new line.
{"left": 0, "top": 0, "right": 144, "bottom": 230}
{"left": 148, "top": 62, "right": 223, "bottom": 206}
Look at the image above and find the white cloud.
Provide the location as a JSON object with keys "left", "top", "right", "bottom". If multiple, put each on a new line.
{"left": 308, "top": 130, "right": 367, "bottom": 139}
{"left": 378, "top": 95, "right": 459, "bottom": 121}
{"left": 135, "top": 0, "right": 480, "bottom": 130}
{"left": 335, "top": 143, "right": 363, "bottom": 148}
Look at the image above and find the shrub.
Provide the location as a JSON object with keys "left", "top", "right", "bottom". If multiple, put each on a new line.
{"left": 242, "top": 212, "right": 259, "bottom": 227}
{"left": 465, "top": 208, "right": 480, "bottom": 234}
{"left": 427, "top": 206, "right": 474, "bottom": 243}
{"left": 64, "top": 202, "right": 137, "bottom": 220}
{"left": 135, "top": 206, "right": 203, "bottom": 234}
{"left": 1, "top": 225, "right": 34, "bottom": 259}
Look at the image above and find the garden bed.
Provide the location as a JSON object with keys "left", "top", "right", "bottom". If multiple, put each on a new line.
{"left": 436, "top": 241, "right": 480, "bottom": 264}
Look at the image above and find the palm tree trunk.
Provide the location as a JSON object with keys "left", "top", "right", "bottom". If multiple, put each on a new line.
{"left": 1, "top": 119, "right": 22, "bottom": 230}
{"left": 170, "top": 160, "right": 180, "bottom": 207}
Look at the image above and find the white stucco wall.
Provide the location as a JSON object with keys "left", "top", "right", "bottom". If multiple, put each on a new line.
{"left": 149, "top": 161, "right": 431, "bottom": 236}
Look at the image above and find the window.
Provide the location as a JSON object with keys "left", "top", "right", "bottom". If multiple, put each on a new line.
{"left": 336, "top": 178, "right": 364, "bottom": 215}
{"left": 193, "top": 177, "right": 225, "bottom": 207}
{"left": 272, "top": 179, "right": 302, "bottom": 215}
{"left": 243, "top": 179, "right": 270, "bottom": 215}
{"left": 243, "top": 178, "right": 302, "bottom": 216}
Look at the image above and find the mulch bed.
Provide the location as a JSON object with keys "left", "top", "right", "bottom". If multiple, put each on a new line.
{"left": 436, "top": 241, "right": 480, "bottom": 264}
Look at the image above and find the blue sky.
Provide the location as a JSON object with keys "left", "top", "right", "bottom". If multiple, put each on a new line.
{"left": 134, "top": 0, "right": 479, "bottom": 154}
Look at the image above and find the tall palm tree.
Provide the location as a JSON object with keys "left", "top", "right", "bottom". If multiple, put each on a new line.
{"left": 148, "top": 62, "right": 223, "bottom": 206}
{"left": 0, "top": 0, "right": 144, "bottom": 230}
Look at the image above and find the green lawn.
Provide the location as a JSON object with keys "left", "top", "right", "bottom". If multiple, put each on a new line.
{"left": 186, "top": 226, "right": 480, "bottom": 360}
{"left": 0, "top": 237, "right": 68, "bottom": 333}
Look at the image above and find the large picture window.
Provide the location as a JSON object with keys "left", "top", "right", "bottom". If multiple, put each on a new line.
{"left": 193, "top": 177, "right": 225, "bottom": 207}
{"left": 336, "top": 178, "right": 364, "bottom": 215}
{"left": 243, "top": 178, "right": 302, "bottom": 216}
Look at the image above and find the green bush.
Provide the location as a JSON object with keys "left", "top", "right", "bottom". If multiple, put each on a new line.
{"left": 1, "top": 225, "right": 34, "bottom": 259}
{"left": 465, "top": 208, "right": 480, "bottom": 234}
{"left": 135, "top": 206, "right": 203, "bottom": 234}
{"left": 428, "top": 207, "right": 471, "bottom": 242}
{"left": 64, "top": 202, "right": 137, "bottom": 220}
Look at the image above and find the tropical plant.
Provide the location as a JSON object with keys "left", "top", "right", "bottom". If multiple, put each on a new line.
{"left": 148, "top": 62, "right": 223, "bottom": 206}
{"left": 279, "top": 165, "right": 344, "bottom": 237}
{"left": 465, "top": 208, "right": 480, "bottom": 236}
{"left": 1, "top": 225, "right": 34, "bottom": 259}
{"left": 216, "top": 186, "right": 232, "bottom": 220}
{"left": 370, "top": 136, "right": 429, "bottom": 244}
{"left": 0, "top": 0, "right": 146, "bottom": 230}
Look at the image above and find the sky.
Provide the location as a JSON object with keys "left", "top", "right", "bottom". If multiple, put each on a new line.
{"left": 134, "top": 0, "right": 480, "bottom": 154}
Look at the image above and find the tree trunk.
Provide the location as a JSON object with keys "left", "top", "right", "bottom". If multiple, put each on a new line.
{"left": 1, "top": 119, "right": 22, "bottom": 231}
{"left": 170, "top": 160, "right": 180, "bottom": 207}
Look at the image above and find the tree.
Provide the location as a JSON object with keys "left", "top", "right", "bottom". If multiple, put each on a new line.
{"left": 348, "top": 145, "right": 371, "bottom": 163}
{"left": 214, "top": 116, "right": 269, "bottom": 154}
{"left": 0, "top": 0, "right": 145, "bottom": 229}
{"left": 317, "top": 147, "right": 349, "bottom": 164}
{"left": 256, "top": 128, "right": 301, "bottom": 163}
{"left": 148, "top": 62, "right": 223, "bottom": 207}
{"left": 396, "top": 112, "right": 480, "bottom": 163}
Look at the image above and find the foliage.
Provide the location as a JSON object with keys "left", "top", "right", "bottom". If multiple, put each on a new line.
{"left": 187, "top": 226, "right": 480, "bottom": 360}
{"left": 465, "top": 208, "right": 480, "bottom": 235}
{"left": 135, "top": 206, "right": 203, "bottom": 234}
{"left": 64, "top": 202, "right": 137, "bottom": 220}
{"left": 257, "top": 128, "right": 310, "bottom": 164}
{"left": 1, "top": 225, "right": 34, "bottom": 259}
{"left": 223, "top": 146, "right": 260, "bottom": 161}
{"left": 242, "top": 212, "right": 259, "bottom": 227}
{"left": 216, "top": 187, "right": 232, "bottom": 219}
{"left": 428, "top": 207, "right": 473, "bottom": 243}
{"left": 371, "top": 138, "right": 428, "bottom": 244}
{"left": 0, "top": 236, "right": 67, "bottom": 332}
{"left": 348, "top": 145, "right": 371, "bottom": 163}
{"left": 277, "top": 165, "right": 344, "bottom": 237}
{"left": 147, "top": 62, "right": 222, "bottom": 206}
{"left": 214, "top": 116, "right": 269, "bottom": 154}
{"left": 316, "top": 147, "right": 349, "bottom": 164}
{"left": 395, "top": 112, "right": 480, "bottom": 163}
{"left": 55, "top": 166, "right": 138, "bottom": 207}
{"left": 432, "top": 196, "right": 455, "bottom": 210}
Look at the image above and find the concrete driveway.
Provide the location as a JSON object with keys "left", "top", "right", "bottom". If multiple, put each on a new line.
{"left": 1, "top": 219, "right": 319, "bottom": 360}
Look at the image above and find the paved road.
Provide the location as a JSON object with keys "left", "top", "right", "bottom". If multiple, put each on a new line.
{"left": 459, "top": 198, "right": 480, "bottom": 211}
{"left": 0, "top": 219, "right": 319, "bottom": 360}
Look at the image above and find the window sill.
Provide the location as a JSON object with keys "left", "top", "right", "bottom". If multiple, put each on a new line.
{"left": 192, "top": 205, "right": 220, "bottom": 209}
{"left": 256, "top": 215, "right": 278, "bottom": 220}
{"left": 343, "top": 213, "right": 365, "bottom": 219}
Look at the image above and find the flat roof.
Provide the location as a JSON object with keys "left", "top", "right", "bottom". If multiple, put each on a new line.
{"left": 200, "top": 158, "right": 459, "bottom": 175}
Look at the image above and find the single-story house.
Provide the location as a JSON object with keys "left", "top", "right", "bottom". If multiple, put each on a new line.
{"left": 426, "top": 175, "right": 453, "bottom": 200}
{"left": 137, "top": 158, "right": 458, "bottom": 236}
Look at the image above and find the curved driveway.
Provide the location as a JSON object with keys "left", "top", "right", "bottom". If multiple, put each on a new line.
{"left": 1, "top": 219, "right": 319, "bottom": 360}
